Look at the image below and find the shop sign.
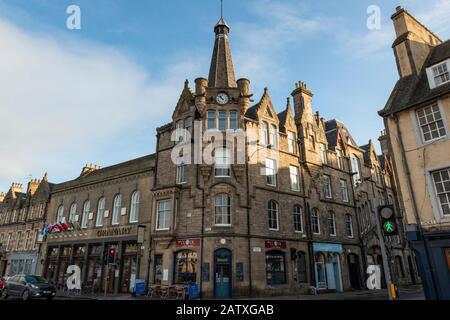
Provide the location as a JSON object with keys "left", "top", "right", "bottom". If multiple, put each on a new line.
{"left": 313, "top": 242, "right": 343, "bottom": 253}
{"left": 176, "top": 239, "right": 200, "bottom": 247}
{"left": 265, "top": 240, "right": 287, "bottom": 249}
{"left": 97, "top": 227, "right": 133, "bottom": 238}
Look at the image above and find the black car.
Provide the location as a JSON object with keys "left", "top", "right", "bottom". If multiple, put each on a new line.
{"left": 1, "top": 275, "right": 56, "bottom": 300}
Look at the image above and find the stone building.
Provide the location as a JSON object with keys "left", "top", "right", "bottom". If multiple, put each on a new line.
{"left": 1, "top": 9, "right": 417, "bottom": 299}
{"left": 0, "top": 175, "right": 51, "bottom": 276}
{"left": 39, "top": 157, "right": 154, "bottom": 294}
{"left": 379, "top": 6, "right": 450, "bottom": 299}
{"left": 147, "top": 16, "right": 415, "bottom": 298}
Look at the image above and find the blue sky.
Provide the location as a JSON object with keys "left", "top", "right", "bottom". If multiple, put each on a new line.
{"left": 0, "top": 0, "right": 449, "bottom": 192}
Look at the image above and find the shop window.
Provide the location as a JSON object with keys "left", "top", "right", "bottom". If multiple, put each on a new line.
{"left": 174, "top": 250, "right": 198, "bottom": 284}
{"left": 266, "top": 251, "right": 286, "bottom": 285}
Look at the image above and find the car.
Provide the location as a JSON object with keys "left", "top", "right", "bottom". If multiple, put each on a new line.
{"left": 1, "top": 275, "right": 56, "bottom": 300}
{"left": 0, "top": 277, "right": 6, "bottom": 293}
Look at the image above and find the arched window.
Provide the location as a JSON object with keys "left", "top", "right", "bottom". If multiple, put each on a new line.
{"left": 293, "top": 205, "right": 303, "bottom": 232}
{"left": 96, "top": 197, "right": 106, "bottom": 227}
{"left": 266, "top": 250, "right": 286, "bottom": 285}
{"left": 269, "top": 124, "right": 278, "bottom": 148}
{"left": 268, "top": 200, "right": 279, "bottom": 230}
{"left": 69, "top": 203, "right": 77, "bottom": 222}
{"left": 112, "top": 194, "right": 122, "bottom": 225}
{"left": 81, "top": 200, "right": 90, "bottom": 229}
{"left": 328, "top": 211, "right": 336, "bottom": 236}
{"left": 311, "top": 208, "right": 320, "bottom": 234}
{"left": 174, "top": 250, "right": 198, "bottom": 284}
{"left": 261, "top": 122, "right": 268, "bottom": 145}
{"left": 214, "top": 194, "right": 231, "bottom": 226}
{"left": 345, "top": 214, "right": 354, "bottom": 238}
{"left": 297, "top": 251, "right": 307, "bottom": 283}
{"left": 130, "top": 191, "right": 140, "bottom": 223}
{"left": 56, "top": 206, "right": 64, "bottom": 223}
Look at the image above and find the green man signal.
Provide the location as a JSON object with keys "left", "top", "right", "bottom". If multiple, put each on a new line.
{"left": 378, "top": 205, "right": 399, "bottom": 236}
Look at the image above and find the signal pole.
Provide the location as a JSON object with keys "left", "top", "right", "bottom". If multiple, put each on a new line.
{"left": 372, "top": 199, "right": 394, "bottom": 300}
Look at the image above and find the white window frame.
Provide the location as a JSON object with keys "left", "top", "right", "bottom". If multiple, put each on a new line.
{"left": 323, "top": 175, "right": 332, "bottom": 199}
{"left": 96, "top": 197, "right": 106, "bottom": 227}
{"left": 288, "top": 131, "right": 296, "bottom": 154}
{"left": 176, "top": 163, "right": 187, "bottom": 184}
{"left": 265, "top": 158, "right": 277, "bottom": 187}
{"left": 207, "top": 110, "right": 216, "bottom": 130}
{"left": 215, "top": 148, "right": 231, "bottom": 178}
{"left": 320, "top": 143, "right": 328, "bottom": 164}
{"left": 229, "top": 111, "right": 238, "bottom": 130}
{"left": 261, "top": 122, "right": 268, "bottom": 146}
{"left": 69, "top": 203, "right": 77, "bottom": 222}
{"left": 345, "top": 214, "right": 354, "bottom": 238}
{"left": 269, "top": 124, "right": 278, "bottom": 148}
{"left": 328, "top": 211, "right": 337, "bottom": 236}
{"left": 415, "top": 103, "right": 447, "bottom": 144}
{"left": 293, "top": 206, "right": 303, "bottom": 233}
{"left": 311, "top": 209, "right": 320, "bottom": 235}
{"left": 56, "top": 205, "right": 64, "bottom": 224}
{"left": 290, "top": 165, "right": 300, "bottom": 191}
{"left": 112, "top": 194, "right": 122, "bottom": 226}
{"left": 214, "top": 193, "right": 231, "bottom": 226}
{"left": 81, "top": 200, "right": 90, "bottom": 229}
{"left": 268, "top": 201, "right": 279, "bottom": 231}
{"left": 350, "top": 154, "right": 361, "bottom": 186}
{"left": 426, "top": 59, "right": 450, "bottom": 89}
{"left": 430, "top": 167, "right": 450, "bottom": 220}
{"left": 340, "top": 179, "right": 349, "bottom": 202}
{"left": 156, "top": 200, "right": 171, "bottom": 231}
{"left": 130, "top": 191, "right": 140, "bottom": 223}
{"left": 337, "top": 149, "right": 344, "bottom": 170}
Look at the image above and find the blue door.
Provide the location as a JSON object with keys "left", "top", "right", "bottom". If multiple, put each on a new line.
{"left": 214, "top": 249, "right": 232, "bottom": 299}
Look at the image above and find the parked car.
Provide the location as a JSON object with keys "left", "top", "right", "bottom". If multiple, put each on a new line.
{"left": 0, "top": 277, "right": 6, "bottom": 293}
{"left": 1, "top": 275, "right": 56, "bottom": 300}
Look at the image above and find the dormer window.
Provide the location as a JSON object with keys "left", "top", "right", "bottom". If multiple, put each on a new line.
{"left": 427, "top": 59, "right": 450, "bottom": 89}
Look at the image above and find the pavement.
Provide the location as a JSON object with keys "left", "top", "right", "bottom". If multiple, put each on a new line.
{"left": 50, "top": 285, "right": 425, "bottom": 301}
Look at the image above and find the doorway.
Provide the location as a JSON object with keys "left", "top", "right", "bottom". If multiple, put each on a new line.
{"left": 214, "top": 249, "right": 232, "bottom": 299}
{"left": 407, "top": 256, "right": 417, "bottom": 285}
{"left": 347, "top": 254, "right": 362, "bottom": 289}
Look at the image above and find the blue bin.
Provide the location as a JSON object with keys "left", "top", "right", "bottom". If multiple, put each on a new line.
{"left": 135, "top": 281, "right": 145, "bottom": 296}
{"left": 188, "top": 283, "right": 199, "bottom": 300}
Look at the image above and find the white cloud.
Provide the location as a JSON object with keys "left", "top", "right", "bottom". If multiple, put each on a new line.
{"left": 0, "top": 18, "right": 203, "bottom": 191}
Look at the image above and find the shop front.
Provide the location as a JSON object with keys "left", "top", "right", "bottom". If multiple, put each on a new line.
{"left": 44, "top": 228, "right": 142, "bottom": 294}
{"left": 312, "top": 242, "right": 343, "bottom": 292}
{"left": 6, "top": 252, "right": 39, "bottom": 276}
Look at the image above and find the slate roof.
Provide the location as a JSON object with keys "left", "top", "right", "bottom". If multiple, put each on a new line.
{"left": 379, "top": 40, "right": 450, "bottom": 116}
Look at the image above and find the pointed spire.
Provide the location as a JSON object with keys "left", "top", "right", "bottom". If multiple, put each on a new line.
{"left": 208, "top": 0, "right": 237, "bottom": 88}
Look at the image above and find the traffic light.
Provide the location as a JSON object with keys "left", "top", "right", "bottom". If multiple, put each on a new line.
{"left": 109, "top": 248, "right": 117, "bottom": 264}
{"left": 378, "top": 205, "right": 398, "bottom": 236}
{"left": 102, "top": 248, "right": 109, "bottom": 264}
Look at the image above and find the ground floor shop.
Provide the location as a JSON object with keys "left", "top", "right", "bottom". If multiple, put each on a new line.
{"left": 408, "top": 230, "right": 450, "bottom": 300}
{"left": 149, "top": 236, "right": 364, "bottom": 298}
{"left": 0, "top": 252, "right": 40, "bottom": 277}
{"left": 44, "top": 236, "right": 144, "bottom": 294}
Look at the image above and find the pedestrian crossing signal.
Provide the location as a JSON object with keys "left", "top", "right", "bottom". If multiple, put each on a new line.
{"left": 378, "top": 205, "right": 398, "bottom": 236}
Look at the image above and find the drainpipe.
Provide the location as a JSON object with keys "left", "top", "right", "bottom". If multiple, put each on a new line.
{"left": 196, "top": 163, "right": 206, "bottom": 299}
{"left": 392, "top": 114, "right": 439, "bottom": 298}
{"left": 348, "top": 157, "right": 366, "bottom": 288}
{"left": 245, "top": 140, "right": 253, "bottom": 298}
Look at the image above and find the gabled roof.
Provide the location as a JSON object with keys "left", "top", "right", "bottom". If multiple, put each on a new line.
{"left": 379, "top": 40, "right": 450, "bottom": 116}
{"left": 325, "top": 119, "right": 358, "bottom": 149}
{"left": 245, "top": 88, "right": 279, "bottom": 123}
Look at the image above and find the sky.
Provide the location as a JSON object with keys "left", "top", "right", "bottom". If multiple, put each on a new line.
{"left": 0, "top": 0, "right": 449, "bottom": 192}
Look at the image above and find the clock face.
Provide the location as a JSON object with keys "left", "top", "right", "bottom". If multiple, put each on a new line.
{"left": 216, "top": 93, "right": 229, "bottom": 105}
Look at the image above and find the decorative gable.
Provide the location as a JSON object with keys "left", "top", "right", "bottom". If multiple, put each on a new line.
{"left": 172, "top": 80, "right": 195, "bottom": 120}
